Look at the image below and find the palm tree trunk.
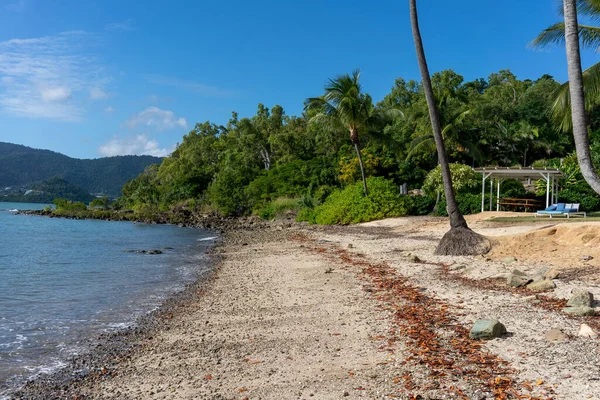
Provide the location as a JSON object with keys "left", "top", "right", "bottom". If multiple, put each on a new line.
{"left": 353, "top": 141, "right": 369, "bottom": 196}
{"left": 563, "top": 0, "right": 600, "bottom": 194}
{"left": 409, "top": 0, "right": 467, "bottom": 230}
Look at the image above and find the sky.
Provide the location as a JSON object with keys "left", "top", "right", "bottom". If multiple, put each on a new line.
{"left": 0, "top": 0, "right": 597, "bottom": 159}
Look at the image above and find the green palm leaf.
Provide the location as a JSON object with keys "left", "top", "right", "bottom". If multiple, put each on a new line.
{"left": 532, "top": 22, "right": 600, "bottom": 49}
{"left": 406, "top": 134, "right": 435, "bottom": 160}
{"left": 550, "top": 61, "right": 600, "bottom": 132}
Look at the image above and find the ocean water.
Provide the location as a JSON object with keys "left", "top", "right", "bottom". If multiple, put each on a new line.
{"left": 0, "top": 203, "right": 214, "bottom": 394}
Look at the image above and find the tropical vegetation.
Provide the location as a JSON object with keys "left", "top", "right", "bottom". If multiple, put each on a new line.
{"left": 28, "top": 2, "right": 600, "bottom": 231}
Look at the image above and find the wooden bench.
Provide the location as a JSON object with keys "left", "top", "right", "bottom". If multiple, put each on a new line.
{"left": 497, "top": 198, "right": 543, "bottom": 212}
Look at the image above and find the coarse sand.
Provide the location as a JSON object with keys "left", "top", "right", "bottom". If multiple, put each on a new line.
{"left": 11, "top": 214, "right": 600, "bottom": 399}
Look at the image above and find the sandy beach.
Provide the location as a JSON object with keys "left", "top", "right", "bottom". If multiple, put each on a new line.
{"left": 11, "top": 215, "right": 600, "bottom": 399}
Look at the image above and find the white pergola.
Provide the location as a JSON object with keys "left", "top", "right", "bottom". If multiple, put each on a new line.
{"left": 472, "top": 167, "right": 564, "bottom": 212}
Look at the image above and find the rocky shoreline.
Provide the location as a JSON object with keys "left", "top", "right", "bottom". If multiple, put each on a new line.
{"left": 5, "top": 217, "right": 298, "bottom": 400}
{"left": 5, "top": 241, "right": 220, "bottom": 400}
{"left": 6, "top": 214, "right": 600, "bottom": 399}
{"left": 18, "top": 208, "right": 276, "bottom": 233}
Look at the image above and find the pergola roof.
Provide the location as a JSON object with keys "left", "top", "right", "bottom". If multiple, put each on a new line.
{"left": 473, "top": 166, "right": 563, "bottom": 179}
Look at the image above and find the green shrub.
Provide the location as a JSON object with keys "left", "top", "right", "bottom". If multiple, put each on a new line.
{"left": 422, "top": 164, "right": 480, "bottom": 197}
{"left": 558, "top": 183, "right": 600, "bottom": 211}
{"left": 435, "top": 193, "right": 485, "bottom": 216}
{"left": 304, "top": 177, "right": 412, "bottom": 225}
{"left": 258, "top": 204, "right": 275, "bottom": 220}
{"left": 53, "top": 198, "right": 87, "bottom": 212}
{"left": 298, "top": 194, "right": 315, "bottom": 209}
{"left": 255, "top": 197, "right": 301, "bottom": 220}
{"left": 297, "top": 207, "right": 317, "bottom": 223}
{"left": 408, "top": 195, "right": 436, "bottom": 216}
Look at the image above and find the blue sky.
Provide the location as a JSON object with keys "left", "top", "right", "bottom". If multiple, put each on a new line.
{"left": 0, "top": 0, "right": 597, "bottom": 159}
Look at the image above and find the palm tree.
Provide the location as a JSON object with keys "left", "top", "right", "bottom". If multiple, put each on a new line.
{"left": 407, "top": 108, "right": 483, "bottom": 164}
{"left": 532, "top": 0, "right": 600, "bottom": 132}
{"left": 563, "top": 0, "right": 600, "bottom": 194}
{"left": 305, "top": 70, "right": 397, "bottom": 196}
{"left": 409, "top": 0, "right": 490, "bottom": 255}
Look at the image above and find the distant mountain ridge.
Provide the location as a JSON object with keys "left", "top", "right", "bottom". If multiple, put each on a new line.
{"left": 0, "top": 142, "right": 162, "bottom": 196}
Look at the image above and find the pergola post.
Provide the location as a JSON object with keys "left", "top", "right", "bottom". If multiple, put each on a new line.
{"left": 481, "top": 173, "right": 486, "bottom": 212}
{"left": 496, "top": 179, "right": 501, "bottom": 212}
{"left": 489, "top": 179, "right": 493, "bottom": 211}
{"left": 545, "top": 173, "right": 550, "bottom": 208}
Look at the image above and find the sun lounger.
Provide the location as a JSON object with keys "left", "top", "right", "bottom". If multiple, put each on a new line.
{"left": 535, "top": 203, "right": 586, "bottom": 218}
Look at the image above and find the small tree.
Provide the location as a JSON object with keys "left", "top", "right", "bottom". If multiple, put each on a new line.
{"left": 89, "top": 197, "right": 110, "bottom": 210}
{"left": 305, "top": 70, "right": 400, "bottom": 196}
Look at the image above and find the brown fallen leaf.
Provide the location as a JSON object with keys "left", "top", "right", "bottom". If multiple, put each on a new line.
{"left": 536, "top": 378, "right": 544, "bottom": 386}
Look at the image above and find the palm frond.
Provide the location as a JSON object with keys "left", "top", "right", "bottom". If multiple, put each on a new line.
{"left": 558, "top": 0, "right": 600, "bottom": 22}
{"left": 455, "top": 138, "right": 483, "bottom": 161}
{"left": 364, "top": 130, "right": 404, "bottom": 154}
{"left": 550, "top": 61, "right": 600, "bottom": 132}
{"left": 531, "top": 22, "right": 600, "bottom": 50}
{"left": 406, "top": 134, "right": 435, "bottom": 161}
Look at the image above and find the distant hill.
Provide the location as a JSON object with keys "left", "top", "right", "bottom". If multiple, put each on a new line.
{"left": 1, "top": 177, "right": 96, "bottom": 204}
{"left": 0, "top": 142, "right": 162, "bottom": 196}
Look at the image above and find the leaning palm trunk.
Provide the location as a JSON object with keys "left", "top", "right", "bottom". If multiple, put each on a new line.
{"left": 563, "top": 0, "right": 600, "bottom": 194}
{"left": 353, "top": 143, "right": 368, "bottom": 196}
{"left": 350, "top": 127, "right": 368, "bottom": 196}
{"left": 409, "top": 0, "right": 490, "bottom": 255}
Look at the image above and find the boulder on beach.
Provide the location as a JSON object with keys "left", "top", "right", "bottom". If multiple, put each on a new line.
{"left": 567, "top": 290, "right": 594, "bottom": 308}
{"left": 563, "top": 306, "right": 596, "bottom": 317}
{"left": 507, "top": 271, "right": 532, "bottom": 288}
{"left": 526, "top": 279, "right": 556, "bottom": 291}
{"left": 469, "top": 319, "right": 507, "bottom": 340}
{"left": 544, "top": 328, "right": 569, "bottom": 342}
{"left": 578, "top": 324, "right": 598, "bottom": 338}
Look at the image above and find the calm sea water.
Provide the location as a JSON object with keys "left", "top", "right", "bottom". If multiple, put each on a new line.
{"left": 0, "top": 203, "right": 215, "bottom": 394}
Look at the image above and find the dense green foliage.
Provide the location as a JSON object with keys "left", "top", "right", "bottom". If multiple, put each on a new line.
{"left": 0, "top": 142, "right": 161, "bottom": 196}
{"left": 91, "top": 68, "right": 600, "bottom": 222}
{"left": 298, "top": 177, "right": 418, "bottom": 224}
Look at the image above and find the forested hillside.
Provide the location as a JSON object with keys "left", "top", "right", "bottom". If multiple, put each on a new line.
{"left": 1, "top": 177, "right": 95, "bottom": 204}
{"left": 115, "top": 69, "right": 600, "bottom": 222}
{"left": 0, "top": 143, "right": 161, "bottom": 196}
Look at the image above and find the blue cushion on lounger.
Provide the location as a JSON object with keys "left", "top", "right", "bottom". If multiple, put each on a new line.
{"left": 545, "top": 205, "right": 557, "bottom": 211}
{"left": 556, "top": 203, "right": 566, "bottom": 211}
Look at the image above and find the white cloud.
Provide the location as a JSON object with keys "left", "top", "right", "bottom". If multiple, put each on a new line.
{"left": 125, "top": 106, "right": 187, "bottom": 130}
{"left": 145, "top": 74, "right": 236, "bottom": 97}
{"left": 90, "top": 87, "right": 108, "bottom": 100}
{"left": 104, "top": 105, "right": 115, "bottom": 113}
{"left": 98, "top": 134, "right": 171, "bottom": 157}
{"left": 0, "top": 31, "right": 110, "bottom": 121}
{"left": 40, "top": 86, "right": 72, "bottom": 102}
{"left": 105, "top": 19, "right": 135, "bottom": 32}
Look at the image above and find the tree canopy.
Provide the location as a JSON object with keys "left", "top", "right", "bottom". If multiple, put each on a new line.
{"left": 111, "top": 67, "right": 600, "bottom": 218}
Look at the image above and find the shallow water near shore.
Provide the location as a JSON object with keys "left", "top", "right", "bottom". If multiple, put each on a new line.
{"left": 0, "top": 203, "right": 214, "bottom": 395}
